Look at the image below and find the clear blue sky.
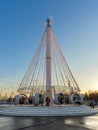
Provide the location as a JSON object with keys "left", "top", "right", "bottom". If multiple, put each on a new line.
{"left": 0, "top": 0, "right": 98, "bottom": 95}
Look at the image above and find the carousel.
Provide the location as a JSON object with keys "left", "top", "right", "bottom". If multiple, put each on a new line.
{"left": 0, "top": 18, "right": 97, "bottom": 116}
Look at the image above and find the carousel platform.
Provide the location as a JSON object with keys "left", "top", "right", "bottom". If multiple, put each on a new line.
{"left": 0, "top": 105, "right": 97, "bottom": 116}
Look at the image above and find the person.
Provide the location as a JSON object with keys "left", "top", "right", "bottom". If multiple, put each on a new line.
{"left": 40, "top": 95, "right": 43, "bottom": 106}
{"left": 46, "top": 97, "right": 50, "bottom": 106}
{"left": 91, "top": 101, "right": 94, "bottom": 108}
{"left": 89, "top": 100, "right": 94, "bottom": 108}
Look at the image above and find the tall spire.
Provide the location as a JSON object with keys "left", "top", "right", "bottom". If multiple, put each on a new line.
{"left": 46, "top": 18, "right": 51, "bottom": 91}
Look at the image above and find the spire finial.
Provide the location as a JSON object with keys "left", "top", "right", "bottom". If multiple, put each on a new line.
{"left": 46, "top": 17, "right": 51, "bottom": 27}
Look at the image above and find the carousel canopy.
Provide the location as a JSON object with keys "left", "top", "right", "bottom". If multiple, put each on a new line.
{"left": 18, "top": 18, "right": 80, "bottom": 94}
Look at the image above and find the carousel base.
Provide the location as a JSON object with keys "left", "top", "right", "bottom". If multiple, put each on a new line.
{"left": 0, "top": 105, "right": 97, "bottom": 116}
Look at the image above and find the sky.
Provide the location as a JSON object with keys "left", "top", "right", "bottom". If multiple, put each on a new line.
{"left": 0, "top": 0, "right": 98, "bottom": 95}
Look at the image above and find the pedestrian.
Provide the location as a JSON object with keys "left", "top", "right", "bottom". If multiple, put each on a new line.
{"left": 46, "top": 97, "right": 50, "bottom": 106}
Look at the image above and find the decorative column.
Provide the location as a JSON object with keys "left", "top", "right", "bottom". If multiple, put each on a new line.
{"left": 44, "top": 18, "right": 53, "bottom": 106}
{"left": 46, "top": 18, "right": 51, "bottom": 91}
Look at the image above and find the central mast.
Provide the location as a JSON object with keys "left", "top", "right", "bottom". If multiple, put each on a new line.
{"left": 46, "top": 18, "right": 51, "bottom": 91}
